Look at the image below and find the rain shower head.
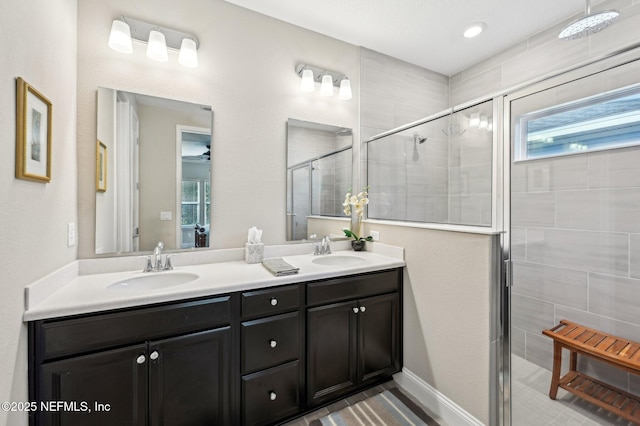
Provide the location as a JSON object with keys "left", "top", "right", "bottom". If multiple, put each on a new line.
{"left": 558, "top": 0, "right": 619, "bottom": 40}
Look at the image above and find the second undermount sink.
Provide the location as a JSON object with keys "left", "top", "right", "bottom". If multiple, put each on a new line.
{"left": 312, "top": 255, "right": 366, "bottom": 266}
{"left": 106, "top": 272, "right": 199, "bottom": 292}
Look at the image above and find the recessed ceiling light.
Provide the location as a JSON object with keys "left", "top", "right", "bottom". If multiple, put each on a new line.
{"left": 464, "top": 22, "right": 486, "bottom": 38}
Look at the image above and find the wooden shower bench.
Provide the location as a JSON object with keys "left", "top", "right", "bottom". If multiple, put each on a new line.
{"left": 543, "top": 320, "right": 640, "bottom": 424}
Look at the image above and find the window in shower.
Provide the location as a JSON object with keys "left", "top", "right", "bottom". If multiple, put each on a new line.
{"left": 366, "top": 99, "right": 494, "bottom": 227}
{"left": 515, "top": 86, "right": 640, "bottom": 161}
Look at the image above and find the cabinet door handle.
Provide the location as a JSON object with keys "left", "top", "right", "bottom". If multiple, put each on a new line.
{"left": 269, "top": 391, "right": 277, "bottom": 401}
{"left": 352, "top": 307, "right": 359, "bottom": 314}
{"left": 136, "top": 355, "right": 146, "bottom": 365}
{"left": 270, "top": 297, "right": 278, "bottom": 306}
{"left": 360, "top": 306, "right": 366, "bottom": 313}
{"left": 269, "top": 339, "right": 277, "bottom": 348}
{"left": 150, "top": 351, "right": 159, "bottom": 360}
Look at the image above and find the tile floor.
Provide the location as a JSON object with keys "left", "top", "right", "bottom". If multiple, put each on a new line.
{"left": 512, "top": 355, "right": 636, "bottom": 426}
{"left": 282, "top": 380, "right": 446, "bottom": 426}
{"left": 283, "top": 356, "right": 637, "bottom": 426}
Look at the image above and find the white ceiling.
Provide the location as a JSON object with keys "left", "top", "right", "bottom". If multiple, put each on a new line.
{"left": 224, "top": 0, "right": 593, "bottom": 76}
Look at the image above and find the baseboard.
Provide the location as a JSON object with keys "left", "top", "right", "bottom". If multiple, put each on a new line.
{"left": 393, "top": 368, "right": 485, "bottom": 426}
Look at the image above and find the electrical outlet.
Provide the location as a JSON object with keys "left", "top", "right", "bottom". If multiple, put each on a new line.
{"left": 370, "top": 230, "right": 380, "bottom": 241}
{"left": 160, "top": 211, "right": 172, "bottom": 221}
{"left": 67, "top": 223, "right": 76, "bottom": 247}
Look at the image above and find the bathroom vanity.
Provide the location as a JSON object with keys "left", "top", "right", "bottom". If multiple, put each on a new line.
{"left": 26, "top": 249, "right": 403, "bottom": 426}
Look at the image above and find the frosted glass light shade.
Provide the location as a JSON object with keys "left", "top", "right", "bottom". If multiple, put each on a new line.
{"left": 320, "top": 75, "right": 334, "bottom": 96}
{"left": 178, "top": 38, "right": 198, "bottom": 68}
{"left": 300, "top": 69, "right": 315, "bottom": 92}
{"left": 339, "top": 79, "right": 352, "bottom": 100}
{"left": 108, "top": 20, "right": 133, "bottom": 54}
{"left": 146, "top": 30, "right": 168, "bottom": 62}
{"left": 479, "top": 115, "right": 488, "bottom": 129}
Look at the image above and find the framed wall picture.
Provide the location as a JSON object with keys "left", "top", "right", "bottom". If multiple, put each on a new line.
{"left": 15, "top": 77, "right": 52, "bottom": 183}
{"left": 96, "top": 140, "right": 107, "bottom": 192}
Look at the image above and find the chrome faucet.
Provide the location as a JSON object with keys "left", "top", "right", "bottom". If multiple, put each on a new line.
{"left": 143, "top": 241, "right": 173, "bottom": 272}
{"left": 313, "top": 236, "right": 332, "bottom": 255}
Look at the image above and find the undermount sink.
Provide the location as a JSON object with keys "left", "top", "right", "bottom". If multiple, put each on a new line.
{"left": 312, "top": 255, "right": 366, "bottom": 266}
{"left": 106, "top": 272, "right": 199, "bottom": 292}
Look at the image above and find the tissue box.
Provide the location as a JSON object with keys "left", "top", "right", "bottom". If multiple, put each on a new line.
{"left": 245, "top": 243, "right": 264, "bottom": 264}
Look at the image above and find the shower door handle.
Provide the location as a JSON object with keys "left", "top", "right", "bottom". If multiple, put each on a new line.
{"left": 504, "top": 260, "right": 512, "bottom": 288}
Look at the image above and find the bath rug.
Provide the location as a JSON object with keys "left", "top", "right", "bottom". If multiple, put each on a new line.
{"left": 309, "top": 387, "right": 440, "bottom": 426}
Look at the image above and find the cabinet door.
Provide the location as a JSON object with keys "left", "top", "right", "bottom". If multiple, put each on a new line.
{"left": 38, "top": 344, "right": 148, "bottom": 426}
{"left": 358, "top": 293, "right": 400, "bottom": 384}
{"left": 307, "top": 300, "right": 358, "bottom": 406}
{"left": 149, "top": 327, "right": 231, "bottom": 426}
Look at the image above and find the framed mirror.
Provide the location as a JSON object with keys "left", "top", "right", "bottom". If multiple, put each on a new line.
{"left": 286, "top": 119, "right": 352, "bottom": 241}
{"left": 95, "top": 88, "right": 213, "bottom": 254}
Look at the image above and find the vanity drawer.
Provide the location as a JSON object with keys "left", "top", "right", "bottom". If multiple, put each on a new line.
{"left": 307, "top": 269, "right": 401, "bottom": 307}
{"left": 242, "top": 360, "right": 301, "bottom": 426}
{"left": 241, "top": 284, "right": 300, "bottom": 319}
{"left": 241, "top": 311, "right": 300, "bottom": 374}
{"left": 34, "top": 296, "right": 231, "bottom": 361}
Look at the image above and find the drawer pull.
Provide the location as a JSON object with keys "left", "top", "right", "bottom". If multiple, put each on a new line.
{"left": 150, "top": 351, "right": 159, "bottom": 360}
{"left": 270, "top": 297, "right": 278, "bottom": 306}
{"left": 136, "top": 355, "right": 146, "bottom": 365}
{"left": 352, "top": 307, "right": 359, "bottom": 314}
{"left": 270, "top": 339, "right": 277, "bottom": 348}
{"left": 360, "top": 306, "right": 366, "bottom": 313}
{"left": 269, "top": 391, "right": 277, "bottom": 401}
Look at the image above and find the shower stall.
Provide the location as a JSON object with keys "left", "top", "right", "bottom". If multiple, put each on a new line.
{"left": 505, "top": 53, "right": 640, "bottom": 426}
{"left": 365, "top": 50, "right": 640, "bottom": 425}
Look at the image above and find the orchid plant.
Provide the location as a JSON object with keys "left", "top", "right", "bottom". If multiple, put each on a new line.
{"left": 342, "top": 186, "right": 372, "bottom": 241}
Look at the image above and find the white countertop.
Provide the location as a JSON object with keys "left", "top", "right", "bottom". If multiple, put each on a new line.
{"left": 24, "top": 243, "right": 404, "bottom": 321}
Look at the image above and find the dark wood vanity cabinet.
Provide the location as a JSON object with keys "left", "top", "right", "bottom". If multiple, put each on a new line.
{"left": 307, "top": 269, "right": 402, "bottom": 407}
{"left": 240, "top": 284, "right": 304, "bottom": 426}
{"left": 29, "top": 268, "right": 401, "bottom": 426}
{"left": 29, "top": 296, "right": 232, "bottom": 426}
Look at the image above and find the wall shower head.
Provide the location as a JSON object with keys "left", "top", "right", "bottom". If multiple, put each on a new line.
{"left": 413, "top": 133, "right": 427, "bottom": 144}
{"left": 558, "top": 0, "right": 619, "bottom": 40}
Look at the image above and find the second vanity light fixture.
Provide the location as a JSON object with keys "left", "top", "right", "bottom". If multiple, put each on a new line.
{"left": 108, "top": 17, "right": 199, "bottom": 68}
{"left": 295, "top": 63, "right": 352, "bottom": 100}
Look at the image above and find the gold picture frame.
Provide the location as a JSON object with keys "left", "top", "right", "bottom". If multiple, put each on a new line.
{"left": 96, "top": 140, "right": 107, "bottom": 192}
{"left": 15, "top": 77, "right": 52, "bottom": 183}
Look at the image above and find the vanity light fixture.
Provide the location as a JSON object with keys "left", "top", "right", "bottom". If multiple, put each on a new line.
{"left": 108, "top": 16, "right": 199, "bottom": 68}
{"left": 178, "top": 38, "right": 198, "bottom": 68}
{"left": 146, "top": 29, "right": 168, "bottom": 62}
{"left": 339, "top": 78, "right": 352, "bottom": 100}
{"left": 479, "top": 115, "right": 488, "bottom": 129}
{"left": 108, "top": 18, "right": 133, "bottom": 54}
{"left": 295, "top": 63, "right": 352, "bottom": 101}
{"left": 469, "top": 113, "right": 480, "bottom": 127}
{"left": 300, "top": 69, "right": 315, "bottom": 92}
{"left": 320, "top": 75, "right": 334, "bottom": 96}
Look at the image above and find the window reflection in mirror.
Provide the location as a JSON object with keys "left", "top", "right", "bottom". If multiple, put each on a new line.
{"left": 286, "top": 119, "right": 352, "bottom": 241}
{"left": 95, "top": 88, "right": 213, "bottom": 254}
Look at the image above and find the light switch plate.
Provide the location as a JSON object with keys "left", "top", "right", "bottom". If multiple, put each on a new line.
{"left": 160, "top": 211, "right": 172, "bottom": 221}
{"left": 370, "top": 230, "right": 380, "bottom": 241}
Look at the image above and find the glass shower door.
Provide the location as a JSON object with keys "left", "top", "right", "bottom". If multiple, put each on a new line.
{"left": 508, "top": 58, "right": 640, "bottom": 426}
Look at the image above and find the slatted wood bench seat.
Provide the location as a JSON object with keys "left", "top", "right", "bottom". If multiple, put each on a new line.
{"left": 543, "top": 320, "right": 640, "bottom": 424}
